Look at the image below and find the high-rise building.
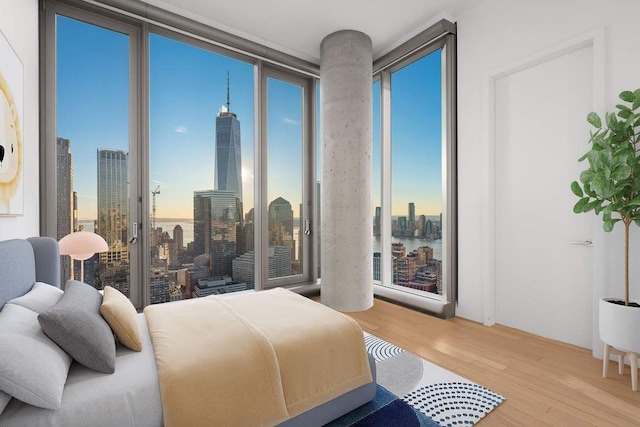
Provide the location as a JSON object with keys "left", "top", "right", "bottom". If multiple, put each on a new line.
{"left": 408, "top": 202, "right": 415, "bottom": 230}
{"left": 215, "top": 73, "right": 242, "bottom": 202}
{"left": 150, "top": 272, "right": 170, "bottom": 304}
{"left": 373, "top": 252, "right": 381, "bottom": 281}
{"left": 374, "top": 206, "right": 381, "bottom": 236}
{"left": 269, "top": 197, "right": 294, "bottom": 236}
{"left": 418, "top": 214, "right": 426, "bottom": 237}
{"left": 56, "top": 138, "right": 73, "bottom": 240}
{"left": 268, "top": 197, "right": 295, "bottom": 268}
{"left": 97, "top": 148, "right": 129, "bottom": 247}
{"left": 173, "top": 225, "right": 183, "bottom": 250}
{"left": 96, "top": 148, "right": 129, "bottom": 295}
{"left": 398, "top": 216, "right": 407, "bottom": 231}
{"left": 193, "top": 189, "right": 241, "bottom": 277}
{"left": 268, "top": 246, "right": 292, "bottom": 279}
{"left": 57, "top": 138, "right": 74, "bottom": 282}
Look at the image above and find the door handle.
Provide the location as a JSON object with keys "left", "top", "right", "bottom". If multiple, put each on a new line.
{"left": 130, "top": 222, "right": 139, "bottom": 244}
{"left": 570, "top": 240, "right": 593, "bottom": 247}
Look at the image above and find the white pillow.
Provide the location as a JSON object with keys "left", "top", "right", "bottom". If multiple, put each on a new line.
{"left": 0, "top": 390, "right": 10, "bottom": 415}
{"left": 7, "top": 282, "right": 63, "bottom": 313}
{"left": 0, "top": 304, "right": 72, "bottom": 409}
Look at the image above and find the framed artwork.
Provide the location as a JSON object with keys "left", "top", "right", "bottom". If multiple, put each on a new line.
{"left": 0, "top": 28, "right": 23, "bottom": 216}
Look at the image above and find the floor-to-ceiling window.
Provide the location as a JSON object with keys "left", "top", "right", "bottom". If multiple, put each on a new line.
{"left": 373, "top": 29, "right": 457, "bottom": 310}
{"left": 49, "top": 10, "right": 142, "bottom": 306}
{"left": 261, "top": 68, "right": 314, "bottom": 288}
{"left": 390, "top": 49, "right": 443, "bottom": 296}
{"left": 43, "top": 1, "right": 316, "bottom": 306}
{"left": 148, "top": 31, "right": 255, "bottom": 303}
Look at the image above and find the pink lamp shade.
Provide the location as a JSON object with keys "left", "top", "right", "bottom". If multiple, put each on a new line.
{"left": 59, "top": 231, "right": 108, "bottom": 261}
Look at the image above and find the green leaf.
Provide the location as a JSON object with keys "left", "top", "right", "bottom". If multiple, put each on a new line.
{"left": 633, "top": 97, "right": 640, "bottom": 110}
{"left": 620, "top": 91, "right": 636, "bottom": 102}
{"left": 603, "top": 221, "right": 614, "bottom": 232}
{"left": 573, "top": 197, "right": 590, "bottom": 213}
{"left": 611, "top": 165, "right": 632, "bottom": 180}
{"left": 584, "top": 200, "right": 600, "bottom": 212}
{"left": 587, "top": 112, "right": 602, "bottom": 128}
{"left": 580, "top": 169, "right": 595, "bottom": 184}
{"left": 571, "top": 181, "right": 584, "bottom": 197}
{"left": 618, "top": 108, "right": 632, "bottom": 120}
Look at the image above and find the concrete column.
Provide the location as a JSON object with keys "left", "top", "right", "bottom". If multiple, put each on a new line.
{"left": 320, "top": 30, "right": 373, "bottom": 311}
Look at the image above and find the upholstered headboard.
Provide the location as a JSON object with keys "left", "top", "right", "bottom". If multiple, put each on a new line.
{"left": 0, "top": 237, "right": 60, "bottom": 310}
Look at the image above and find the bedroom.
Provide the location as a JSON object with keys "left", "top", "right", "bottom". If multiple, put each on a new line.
{"left": 1, "top": 0, "right": 640, "bottom": 425}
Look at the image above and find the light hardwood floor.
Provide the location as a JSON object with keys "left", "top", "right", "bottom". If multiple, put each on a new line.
{"left": 343, "top": 298, "right": 640, "bottom": 426}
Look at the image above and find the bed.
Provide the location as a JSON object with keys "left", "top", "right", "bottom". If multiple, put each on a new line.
{"left": 0, "top": 237, "right": 376, "bottom": 426}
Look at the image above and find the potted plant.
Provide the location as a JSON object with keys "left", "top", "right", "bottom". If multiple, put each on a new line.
{"left": 572, "top": 89, "right": 640, "bottom": 390}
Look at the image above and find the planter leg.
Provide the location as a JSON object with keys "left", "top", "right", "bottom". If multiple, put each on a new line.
{"left": 619, "top": 353, "right": 625, "bottom": 375}
{"left": 630, "top": 352, "right": 638, "bottom": 392}
{"left": 603, "top": 343, "right": 610, "bottom": 378}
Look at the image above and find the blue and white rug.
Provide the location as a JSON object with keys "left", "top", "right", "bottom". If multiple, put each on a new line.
{"left": 364, "top": 334, "right": 505, "bottom": 426}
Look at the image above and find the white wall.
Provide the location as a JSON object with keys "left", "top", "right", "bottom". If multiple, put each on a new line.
{"left": 457, "top": 0, "right": 640, "bottom": 339}
{"left": 0, "top": 0, "right": 39, "bottom": 240}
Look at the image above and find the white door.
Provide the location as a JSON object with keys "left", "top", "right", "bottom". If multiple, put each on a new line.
{"left": 495, "top": 44, "right": 594, "bottom": 349}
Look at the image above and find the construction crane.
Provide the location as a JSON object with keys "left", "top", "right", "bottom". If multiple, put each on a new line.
{"left": 152, "top": 185, "right": 160, "bottom": 234}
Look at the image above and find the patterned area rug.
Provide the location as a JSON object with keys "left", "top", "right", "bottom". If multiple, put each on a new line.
{"left": 364, "top": 333, "right": 505, "bottom": 426}
{"left": 326, "top": 384, "right": 438, "bottom": 426}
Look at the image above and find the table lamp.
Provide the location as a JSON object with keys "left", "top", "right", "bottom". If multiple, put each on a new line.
{"left": 59, "top": 231, "right": 108, "bottom": 282}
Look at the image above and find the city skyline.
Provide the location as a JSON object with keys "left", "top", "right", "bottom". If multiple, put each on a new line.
{"left": 57, "top": 15, "right": 444, "bottom": 221}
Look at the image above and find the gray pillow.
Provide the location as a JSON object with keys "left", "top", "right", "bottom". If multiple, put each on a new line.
{"left": 38, "top": 280, "right": 116, "bottom": 374}
{"left": 0, "top": 304, "right": 72, "bottom": 409}
{"left": 7, "top": 281, "right": 63, "bottom": 313}
{"left": 0, "top": 390, "right": 11, "bottom": 415}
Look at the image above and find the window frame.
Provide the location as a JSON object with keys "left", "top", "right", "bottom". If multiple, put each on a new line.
{"left": 41, "top": 0, "right": 318, "bottom": 306}
{"left": 373, "top": 32, "right": 457, "bottom": 312}
{"left": 42, "top": 2, "right": 144, "bottom": 306}
{"left": 259, "top": 65, "right": 316, "bottom": 290}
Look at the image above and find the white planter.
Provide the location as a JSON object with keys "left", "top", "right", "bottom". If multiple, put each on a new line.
{"left": 599, "top": 297, "right": 640, "bottom": 354}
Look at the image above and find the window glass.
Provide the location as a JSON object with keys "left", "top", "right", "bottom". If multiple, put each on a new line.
{"left": 389, "top": 49, "right": 443, "bottom": 296}
{"left": 56, "top": 15, "right": 132, "bottom": 296}
{"left": 149, "top": 33, "right": 254, "bottom": 301}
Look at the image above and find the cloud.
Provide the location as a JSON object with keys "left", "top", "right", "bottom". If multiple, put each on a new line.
{"left": 174, "top": 126, "right": 187, "bottom": 134}
{"left": 282, "top": 117, "right": 300, "bottom": 126}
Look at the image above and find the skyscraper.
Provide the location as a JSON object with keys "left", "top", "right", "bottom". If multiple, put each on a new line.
{"left": 268, "top": 197, "right": 294, "bottom": 276}
{"left": 269, "top": 197, "right": 294, "bottom": 237}
{"left": 96, "top": 148, "right": 129, "bottom": 295}
{"left": 97, "top": 148, "right": 129, "bottom": 246}
{"left": 193, "top": 190, "right": 241, "bottom": 277}
{"left": 57, "top": 138, "right": 73, "bottom": 282}
{"left": 56, "top": 137, "right": 73, "bottom": 240}
{"left": 374, "top": 206, "right": 381, "bottom": 236}
{"left": 173, "top": 224, "right": 183, "bottom": 250}
{"left": 408, "top": 202, "right": 415, "bottom": 231}
{"left": 215, "top": 73, "right": 242, "bottom": 202}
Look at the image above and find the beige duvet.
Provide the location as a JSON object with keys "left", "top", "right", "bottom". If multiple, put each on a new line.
{"left": 144, "top": 288, "right": 372, "bottom": 426}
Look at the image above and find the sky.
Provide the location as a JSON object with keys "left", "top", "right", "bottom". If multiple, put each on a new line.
{"left": 56, "top": 15, "right": 443, "bottom": 221}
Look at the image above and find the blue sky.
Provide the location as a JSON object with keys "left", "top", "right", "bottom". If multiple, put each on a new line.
{"left": 57, "top": 15, "right": 442, "bottom": 220}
